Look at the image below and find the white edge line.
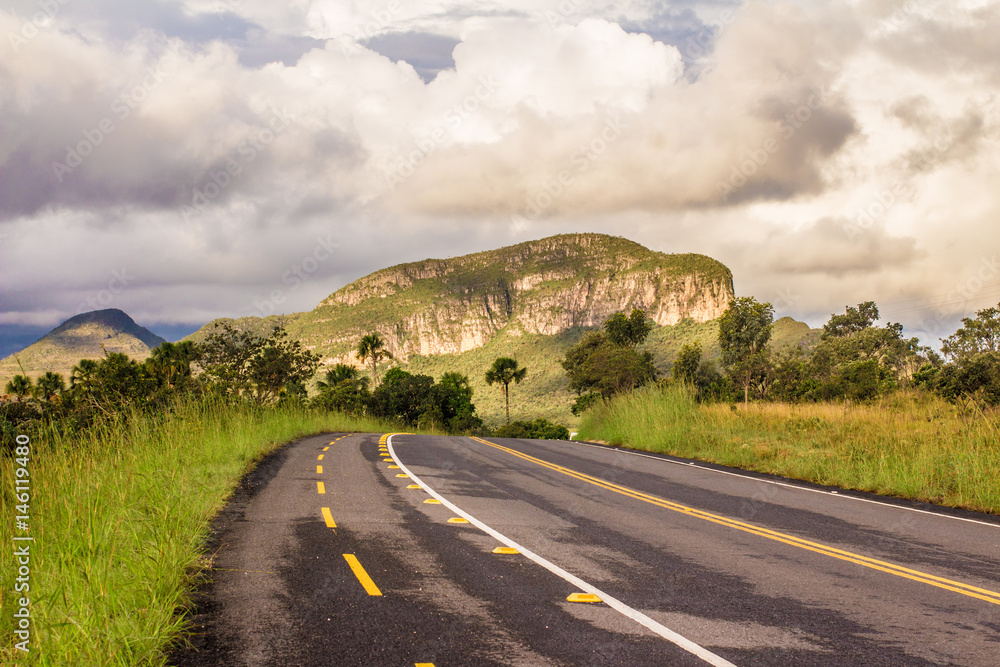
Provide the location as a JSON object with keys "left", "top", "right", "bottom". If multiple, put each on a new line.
{"left": 387, "top": 435, "right": 738, "bottom": 667}
{"left": 565, "top": 440, "right": 1000, "bottom": 529}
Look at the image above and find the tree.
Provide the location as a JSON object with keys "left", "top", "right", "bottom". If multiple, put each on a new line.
{"left": 822, "top": 301, "right": 880, "bottom": 339}
{"left": 604, "top": 309, "right": 653, "bottom": 348}
{"left": 5, "top": 375, "right": 33, "bottom": 402}
{"left": 146, "top": 341, "right": 199, "bottom": 390}
{"left": 941, "top": 305, "right": 1000, "bottom": 362}
{"left": 562, "top": 311, "right": 658, "bottom": 414}
{"left": 356, "top": 333, "right": 394, "bottom": 387}
{"left": 672, "top": 342, "right": 702, "bottom": 385}
{"left": 485, "top": 357, "right": 528, "bottom": 425}
{"left": 199, "top": 323, "right": 320, "bottom": 404}
{"left": 718, "top": 297, "right": 774, "bottom": 405}
{"left": 35, "top": 371, "right": 66, "bottom": 401}
{"left": 316, "top": 364, "right": 361, "bottom": 390}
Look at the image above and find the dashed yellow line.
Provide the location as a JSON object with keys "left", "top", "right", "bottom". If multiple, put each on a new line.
{"left": 317, "top": 481, "right": 326, "bottom": 494}
{"left": 321, "top": 507, "right": 337, "bottom": 529}
{"left": 470, "top": 437, "right": 1000, "bottom": 607}
{"left": 343, "top": 554, "right": 382, "bottom": 596}
{"left": 317, "top": 465, "right": 323, "bottom": 474}
{"left": 318, "top": 454, "right": 324, "bottom": 461}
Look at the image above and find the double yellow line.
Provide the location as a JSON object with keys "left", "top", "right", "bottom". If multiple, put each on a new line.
{"left": 470, "top": 437, "right": 1000, "bottom": 606}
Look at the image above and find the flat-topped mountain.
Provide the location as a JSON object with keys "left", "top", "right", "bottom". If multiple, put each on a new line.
{"left": 0, "top": 309, "right": 166, "bottom": 386}
{"left": 193, "top": 233, "right": 735, "bottom": 366}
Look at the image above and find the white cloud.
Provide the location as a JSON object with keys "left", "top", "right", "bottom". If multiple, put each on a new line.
{"left": 1, "top": 0, "right": 999, "bottom": 343}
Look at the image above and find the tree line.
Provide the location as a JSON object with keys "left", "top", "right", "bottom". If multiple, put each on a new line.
{"left": 561, "top": 299, "right": 1000, "bottom": 413}
{"left": 2, "top": 323, "right": 568, "bottom": 451}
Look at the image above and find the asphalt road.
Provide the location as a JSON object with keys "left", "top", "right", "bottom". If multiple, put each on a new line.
{"left": 172, "top": 432, "right": 1000, "bottom": 666}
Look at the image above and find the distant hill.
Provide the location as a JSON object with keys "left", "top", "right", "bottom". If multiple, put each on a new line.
{"left": 0, "top": 309, "right": 166, "bottom": 388}
{"left": 187, "top": 233, "right": 819, "bottom": 426}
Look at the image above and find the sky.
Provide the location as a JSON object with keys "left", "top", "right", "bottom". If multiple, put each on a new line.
{"left": 1, "top": 0, "right": 999, "bottom": 357}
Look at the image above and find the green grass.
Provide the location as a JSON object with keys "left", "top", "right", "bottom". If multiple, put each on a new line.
{"left": 579, "top": 385, "right": 1000, "bottom": 515}
{"left": 0, "top": 400, "right": 399, "bottom": 666}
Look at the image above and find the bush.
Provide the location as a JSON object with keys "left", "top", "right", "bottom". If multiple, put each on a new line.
{"left": 494, "top": 418, "right": 570, "bottom": 440}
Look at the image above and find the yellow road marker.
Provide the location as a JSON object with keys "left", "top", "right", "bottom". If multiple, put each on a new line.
{"left": 423, "top": 499, "right": 441, "bottom": 504}
{"left": 317, "top": 481, "right": 326, "bottom": 494}
{"left": 470, "top": 436, "right": 1000, "bottom": 607}
{"left": 317, "top": 465, "right": 323, "bottom": 474}
{"left": 343, "top": 554, "right": 382, "bottom": 596}
{"left": 567, "top": 593, "right": 602, "bottom": 603}
{"left": 406, "top": 484, "right": 421, "bottom": 489}
{"left": 493, "top": 547, "right": 519, "bottom": 554}
{"left": 322, "top": 446, "right": 329, "bottom": 451}
{"left": 388, "top": 465, "right": 400, "bottom": 469}
{"left": 318, "top": 454, "right": 324, "bottom": 461}
{"left": 415, "top": 663, "right": 436, "bottom": 666}
{"left": 447, "top": 517, "right": 469, "bottom": 523}
{"left": 396, "top": 474, "right": 409, "bottom": 478}
{"left": 321, "top": 507, "right": 337, "bottom": 529}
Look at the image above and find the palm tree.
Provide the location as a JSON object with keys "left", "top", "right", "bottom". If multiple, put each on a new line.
{"left": 356, "top": 334, "right": 393, "bottom": 387}
{"left": 35, "top": 371, "right": 66, "bottom": 401}
{"left": 5, "top": 375, "right": 33, "bottom": 402}
{"left": 70, "top": 359, "right": 99, "bottom": 392}
{"left": 147, "top": 341, "right": 198, "bottom": 388}
{"left": 316, "top": 363, "right": 361, "bottom": 390}
{"left": 485, "top": 357, "right": 528, "bottom": 425}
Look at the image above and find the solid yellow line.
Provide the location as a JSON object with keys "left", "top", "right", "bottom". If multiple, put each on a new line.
{"left": 470, "top": 437, "right": 1000, "bottom": 606}
{"left": 317, "top": 465, "right": 323, "bottom": 474}
{"left": 321, "top": 507, "right": 337, "bottom": 529}
{"left": 343, "top": 554, "right": 382, "bottom": 596}
{"left": 317, "top": 481, "right": 326, "bottom": 494}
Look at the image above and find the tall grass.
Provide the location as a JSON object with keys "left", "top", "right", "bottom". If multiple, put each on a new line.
{"left": 579, "top": 384, "right": 1000, "bottom": 514}
{"left": 0, "top": 398, "right": 394, "bottom": 666}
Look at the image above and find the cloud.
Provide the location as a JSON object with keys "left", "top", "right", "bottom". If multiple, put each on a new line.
{"left": 1, "top": 0, "right": 1000, "bottom": 347}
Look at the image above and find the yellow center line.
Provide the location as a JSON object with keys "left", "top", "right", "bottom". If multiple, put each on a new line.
{"left": 317, "top": 481, "right": 326, "bottom": 494}
{"left": 343, "top": 554, "right": 382, "bottom": 596}
{"left": 317, "top": 465, "right": 323, "bottom": 474}
{"left": 318, "top": 454, "right": 324, "bottom": 461}
{"left": 321, "top": 507, "right": 337, "bottom": 529}
{"left": 469, "top": 437, "right": 1000, "bottom": 606}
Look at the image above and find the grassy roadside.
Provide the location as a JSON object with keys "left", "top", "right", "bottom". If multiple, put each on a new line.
{"left": 578, "top": 385, "right": 1000, "bottom": 515}
{"left": 0, "top": 399, "right": 397, "bottom": 666}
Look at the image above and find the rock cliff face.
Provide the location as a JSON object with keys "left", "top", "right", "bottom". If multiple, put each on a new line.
{"left": 301, "top": 233, "right": 733, "bottom": 364}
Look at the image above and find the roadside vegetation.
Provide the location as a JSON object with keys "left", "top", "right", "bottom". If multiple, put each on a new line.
{"left": 574, "top": 301, "right": 1000, "bottom": 515}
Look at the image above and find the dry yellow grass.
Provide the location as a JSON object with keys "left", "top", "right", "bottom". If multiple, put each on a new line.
{"left": 579, "top": 386, "right": 1000, "bottom": 514}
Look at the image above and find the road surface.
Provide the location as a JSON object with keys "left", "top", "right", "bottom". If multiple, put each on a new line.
{"left": 173, "top": 432, "right": 1000, "bottom": 666}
